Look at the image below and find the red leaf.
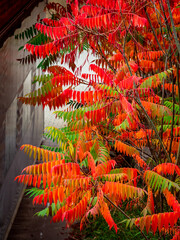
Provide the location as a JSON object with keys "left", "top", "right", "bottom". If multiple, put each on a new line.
{"left": 44, "top": 192, "right": 48, "bottom": 206}
{"left": 145, "top": 216, "right": 151, "bottom": 234}
{"left": 49, "top": 191, "right": 53, "bottom": 205}
{"left": 151, "top": 214, "right": 158, "bottom": 235}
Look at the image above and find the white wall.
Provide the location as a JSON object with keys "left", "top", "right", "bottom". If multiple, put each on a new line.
{"left": 44, "top": 50, "right": 97, "bottom": 128}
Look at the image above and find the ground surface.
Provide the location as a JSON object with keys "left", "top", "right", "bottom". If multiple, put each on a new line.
{"left": 8, "top": 194, "right": 72, "bottom": 240}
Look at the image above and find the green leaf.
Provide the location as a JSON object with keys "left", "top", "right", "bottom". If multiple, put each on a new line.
{"left": 18, "top": 46, "right": 24, "bottom": 51}
{"left": 144, "top": 170, "right": 180, "bottom": 192}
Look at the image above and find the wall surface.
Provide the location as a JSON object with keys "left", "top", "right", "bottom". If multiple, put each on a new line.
{"left": 44, "top": 50, "right": 97, "bottom": 128}
{"left": 0, "top": 2, "right": 45, "bottom": 239}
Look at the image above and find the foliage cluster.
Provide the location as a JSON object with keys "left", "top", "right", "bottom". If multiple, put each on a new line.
{"left": 15, "top": 0, "right": 180, "bottom": 239}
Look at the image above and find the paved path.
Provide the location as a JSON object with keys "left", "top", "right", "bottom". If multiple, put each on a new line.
{"left": 8, "top": 193, "right": 72, "bottom": 240}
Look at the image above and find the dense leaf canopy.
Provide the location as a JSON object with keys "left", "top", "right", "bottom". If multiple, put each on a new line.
{"left": 15, "top": 0, "right": 180, "bottom": 239}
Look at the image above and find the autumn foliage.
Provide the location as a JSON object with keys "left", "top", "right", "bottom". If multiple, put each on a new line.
{"left": 15, "top": 0, "right": 180, "bottom": 239}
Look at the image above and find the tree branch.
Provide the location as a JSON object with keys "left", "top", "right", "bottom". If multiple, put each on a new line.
{"left": 165, "top": 0, "right": 180, "bottom": 55}
{"left": 104, "top": 195, "right": 148, "bottom": 240}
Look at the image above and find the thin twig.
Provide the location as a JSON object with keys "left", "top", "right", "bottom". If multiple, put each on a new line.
{"left": 135, "top": 97, "right": 171, "bottom": 162}
{"left": 96, "top": 40, "right": 116, "bottom": 74}
{"left": 177, "top": 54, "right": 180, "bottom": 109}
{"left": 165, "top": 0, "right": 180, "bottom": 55}
{"left": 158, "top": 55, "right": 168, "bottom": 161}
{"left": 144, "top": 7, "right": 164, "bottom": 53}
{"left": 176, "top": 141, "right": 180, "bottom": 165}
{"left": 168, "top": 73, "right": 175, "bottom": 156}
